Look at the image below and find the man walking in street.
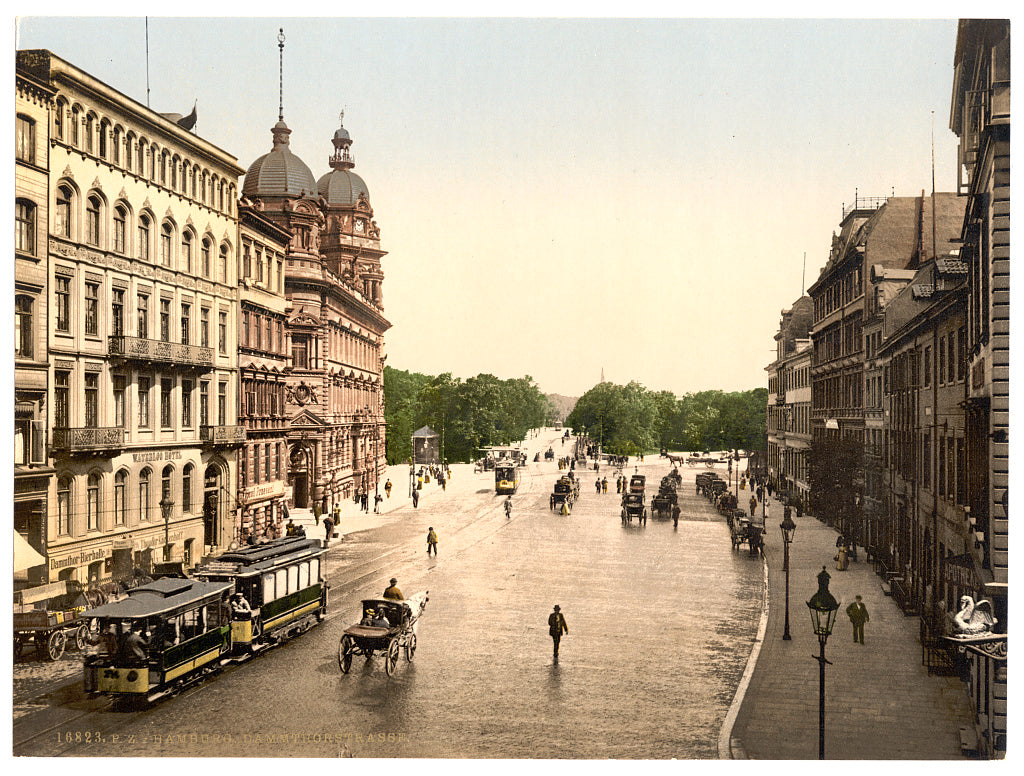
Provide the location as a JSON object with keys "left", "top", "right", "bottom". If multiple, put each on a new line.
{"left": 412, "top": 488, "right": 419, "bottom": 508}
{"left": 385, "top": 479, "right": 392, "bottom": 498}
{"left": 427, "top": 527, "right": 438, "bottom": 555}
{"left": 548, "top": 605, "right": 568, "bottom": 659}
{"left": 846, "top": 595, "right": 869, "bottom": 644}
{"left": 322, "top": 515, "right": 334, "bottom": 548}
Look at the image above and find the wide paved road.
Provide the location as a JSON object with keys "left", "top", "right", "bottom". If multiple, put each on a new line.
{"left": 14, "top": 433, "right": 763, "bottom": 758}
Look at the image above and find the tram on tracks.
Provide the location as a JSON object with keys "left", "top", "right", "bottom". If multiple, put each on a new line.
{"left": 494, "top": 462, "right": 520, "bottom": 495}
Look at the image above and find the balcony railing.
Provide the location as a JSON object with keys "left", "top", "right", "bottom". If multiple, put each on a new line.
{"left": 109, "top": 336, "right": 214, "bottom": 370}
{"left": 199, "top": 425, "right": 247, "bottom": 446}
{"left": 52, "top": 426, "right": 124, "bottom": 453}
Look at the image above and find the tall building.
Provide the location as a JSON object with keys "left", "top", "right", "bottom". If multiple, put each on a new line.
{"left": 241, "top": 111, "right": 390, "bottom": 514}
{"left": 948, "top": 18, "right": 1009, "bottom": 758}
{"left": 15, "top": 57, "right": 57, "bottom": 587}
{"left": 765, "top": 296, "right": 812, "bottom": 505}
{"left": 16, "top": 49, "right": 245, "bottom": 584}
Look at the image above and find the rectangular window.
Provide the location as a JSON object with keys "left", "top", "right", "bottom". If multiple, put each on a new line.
{"left": 181, "top": 303, "right": 191, "bottom": 345}
{"left": 218, "top": 381, "right": 227, "bottom": 426}
{"left": 255, "top": 247, "right": 264, "bottom": 283}
{"left": 82, "top": 282, "right": 99, "bottom": 337}
{"left": 241, "top": 310, "right": 250, "bottom": 348}
{"left": 16, "top": 200, "right": 35, "bottom": 255}
{"left": 138, "top": 376, "right": 151, "bottom": 428}
{"left": 54, "top": 371, "right": 70, "bottom": 428}
{"left": 111, "top": 288, "right": 125, "bottom": 337}
{"left": 160, "top": 377, "right": 173, "bottom": 428}
{"left": 921, "top": 431, "right": 930, "bottom": 489}
{"left": 277, "top": 257, "right": 284, "bottom": 293}
{"left": 948, "top": 332, "right": 957, "bottom": 383}
{"left": 218, "top": 311, "right": 227, "bottom": 354}
{"left": 242, "top": 243, "right": 251, "bottom": 280}
{"left": 200, "top": 308, "right": 210, "bottom": 348}
{"left": 292, "top": 336, "right": 308, "bottom": 370}
{"left": 956, "top": 438, "right": 966, "bottom": 504}
{"left": 84, "top": 373, "right": 99, "bottom": 428}
{"left": 113, "top": 375, "right": 126, "bottom": 427}
{"left": 137, "top": 294, "right": 149, "bottom": 339}
{"left": 160, "top": 298, "right": 171, "bottom": 342}
{"left": 182, "top": 379, "right": 193, "bottom": 427}
{"left": 957, "top": 326, "right": 966, "bottom": 381}
{"left": 16, "top": 115, "right": 35, "bottom": 163}
{"left": 55, "top": 276, "right": 71, "bottom": 333}
{"left": 87, "top": 479, "right": 99, "bottom": 531}
{"left": 200, "top": 381, "right": 209, "bottom": 427}
{"left": 114, "top": 476, "right": 126, "bottom": 526}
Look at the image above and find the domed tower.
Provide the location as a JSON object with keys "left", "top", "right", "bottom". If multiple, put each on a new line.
{"left": 317, "top": 112, "right": 387, "bottom": 308}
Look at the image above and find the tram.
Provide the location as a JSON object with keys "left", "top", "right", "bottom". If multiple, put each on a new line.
{"left": 494, "top": 462, "right": 520, "bottom": 495}
{"left": 82, "top": 536, "right": 327, "bottom": 701}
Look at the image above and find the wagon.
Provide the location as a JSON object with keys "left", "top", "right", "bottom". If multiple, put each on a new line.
{"left": 13, "top": 580, "right": 93, "bottom": 661}
{"left": 730, "top": 516, "right": 765, "bottom": 555}
{"left": 621, "top": 492, "right": 647, "bottom": 525}
{"left": 338, "top": 592, "right": 428, "bottom": 677}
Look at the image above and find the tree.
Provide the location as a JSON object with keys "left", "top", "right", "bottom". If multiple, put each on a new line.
{"left": 808, "top": 435, "right": 864, "bottom": 542}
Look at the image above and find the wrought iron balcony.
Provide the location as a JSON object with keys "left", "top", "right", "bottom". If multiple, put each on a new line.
{"left": 108, "top": 336, "right": 214, "bottom": 371}
{"left": 199, "top": 425, "right": 247, "bottom": 446}
{"left": 51, "top": 426, "right": 124, "bottom": 454}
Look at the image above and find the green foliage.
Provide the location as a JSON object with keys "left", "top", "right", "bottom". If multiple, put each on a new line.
{"left": 807, "top": 435, "right": 863, "bottom": 525}
{"left": 566, "top": 382, "right": 767, "bottom": 454}
{"left": 383, "top": 367, "right": 551, "bottom": 464}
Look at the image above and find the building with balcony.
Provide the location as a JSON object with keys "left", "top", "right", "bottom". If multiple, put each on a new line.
{"left": 765, "top": 296, "right": 812, "bottom": 505}
{"left": 948, "top": 18, "right": 1009, "bottom": 758}
{"left": 236, "top": 200, "right": 291, "bottom": 538}
{"left": 16, "top": 49, "right": 244, "bottom": 584}
{"left": 242, "top": 110, "right": 390, "bottom": 514}
{"left": 15, "top": 58, "right": 57, "bottom": 587}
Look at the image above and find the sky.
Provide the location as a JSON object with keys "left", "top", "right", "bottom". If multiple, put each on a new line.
{"left": 15, "top": 12, "right": 977, "bottom": 398}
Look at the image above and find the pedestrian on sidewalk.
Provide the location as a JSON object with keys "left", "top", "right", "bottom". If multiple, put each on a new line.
{"left": 374, "top": 493, "right": 383, "bottom": 513}
{"left": 412, "top": 488, "right": 419, "bottom": 508}
{"left": 333, "top": 502, "right": 341, "bottom": 524}
{"left": 323, "top": 515, "right": 334, "bottom": 547}
{"left": 427, "top": 527, "right": 438, "bottom": 555}
{"left": 672, "top": 503, "right": 680, "bottom": 528}
{"left": 548, "top": 605, "right": 568, "bottom": 659}
{"left": 846, "top": 595, "right": 869, "bottom": 644}
{"left": 385, "top": 479, "right": 392, "bottom": 498}
{"left": 749, "top": 495, "right": 757, "bottom": 517}
{"left": 313, "top": 501, "right": 321, "bottom": 526}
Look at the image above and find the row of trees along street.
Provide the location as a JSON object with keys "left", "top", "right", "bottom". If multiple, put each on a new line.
{"left": 383, "top": 367, "right": 554, "bottom": 464}
{"left": 566, "top": 382, "right": 768, "bottom": 457}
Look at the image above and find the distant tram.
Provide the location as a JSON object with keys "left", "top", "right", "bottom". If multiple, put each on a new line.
{"left": 494, "top": 462, "right": 520, "bottom": 495}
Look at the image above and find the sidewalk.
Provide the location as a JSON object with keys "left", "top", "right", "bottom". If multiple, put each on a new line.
{"left": 725, "top": 491, "right": 976, "bottom": 759}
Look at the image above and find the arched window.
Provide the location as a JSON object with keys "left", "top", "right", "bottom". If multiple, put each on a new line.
{"left": 15, "top": 295, "right": 33, "bottom": 358}
{"left": 181, "top": 231, "right": 194, "bottom": 274}
{"left": 84, "top": 113, "right": 95, "bottom": 154}
{"left": 113, "top": 205, "right": 127, "bottom": 254}
{"left": 54, "top": 185, "right": 72, "bottom": 238}
{"left": 15, "top": 199, "right": 35, "bottom": 255}
{"left": 70, "top": 106, "right": 80, "bottom": 146}
{"left": 201, "top": 237, "right": 212, "bottom": 277}
{"left": 160, "top": 222, "right": 173, "bottom": 267}
{"left": 53, "top": 100, "right": 65, "bottom": 141}
{"left": 136, "top": 138, "right": 146, "bottom": 176}
{"left": 114, "top": 470, "right": 127, "bottom": 525}
{"left": 124, "top": 132, "right": 134, "bottom": 170}
{"left": 161, "top": 464, "right": 173, "bottom": 505}
{"left": 111, "top": 126, "right": 121, "bottom": 165}
{"left": 190, "top": 166, "right": 197, "bottom": 199}
{"left": 138, "top": 214, "right": 151, "bottom": 261}
{"left": 87, "top": 473, "right": 100, "bottom": 531}
{"left": 161, "top": 150, "right": 169, "bottom": 186}
{"left": 139, "top": 468, "right": 151, "bottom": 522}
{"left": 85, "top": 194, "right": 101, "bottom": 246}
{"left": 57, "top": 476, "right": 72, "bottom": 535}
{"left": 98, "top": 119, "right": 109, "bottom": 159}
{"left": 182, "top": 463, "right": 193, "bottom": 514}
{"left": 219, "top": 243, "right": 229, "bottom": 283}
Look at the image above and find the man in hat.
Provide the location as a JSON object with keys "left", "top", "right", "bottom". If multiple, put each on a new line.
{"left": 548, "top": 605, "right": 569, "bottom": 659}
{"left": 383, "top": 578, "right": 404, "bottom": 601}
{"left": 846, "top": 595, "right": 869, "bottom": 644}
{"left": 427, "top": 527, "right": 438, "bottom": 555}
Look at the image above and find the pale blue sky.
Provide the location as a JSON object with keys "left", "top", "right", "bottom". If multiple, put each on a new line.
{"left": 16, "top": 15, "right": 971, "bottom": 397}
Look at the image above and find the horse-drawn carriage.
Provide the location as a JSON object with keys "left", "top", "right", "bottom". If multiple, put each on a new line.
{"left": 550, "top": 475, "right": 578, "bottom": 513}
{"left": 544, "top": 447, "right": 555, "bottom": 461}
{"left": 621, "top": 492, "right": 647, "bottom": 524}
{"left": 338, "top": 592, "right": 428, "bottom": 677}
{"left": 14, "top": 580, "right": 95, "bottom": 661}
{"left": 650, "top": 474, "right": 679, "bottom": 519}
{"left": 729, "top": 513, "right": 764, "bottom": 555}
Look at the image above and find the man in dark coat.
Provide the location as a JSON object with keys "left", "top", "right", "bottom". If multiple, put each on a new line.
{"left": 548, "top": 605, "right": 568, "bottom": 659}
{"left": 846, "top": 595, "right": 869, "bottom": 644}
{"left": 323, "top": 515, "right": 334, "bottom": 547}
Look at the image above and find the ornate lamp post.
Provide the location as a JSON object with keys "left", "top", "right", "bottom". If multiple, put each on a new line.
{"left": 780, "top": 510, "right": 797, "bottom": 640}
{"left": 160, "top": 497, "right": 175, "bottom": 561}
{"left": 806, "top": 565, "right": 840, "bottom": 759}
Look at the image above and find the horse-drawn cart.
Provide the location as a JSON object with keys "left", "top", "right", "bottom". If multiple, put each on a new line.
{"left": 13, "top": 580, "right": 92, "bottom": 661}
{"left": 338, "top": 592, "right": 428, "bottom": 677}
{"left": 729, "top": 514, "right": 765, "bottom": 555}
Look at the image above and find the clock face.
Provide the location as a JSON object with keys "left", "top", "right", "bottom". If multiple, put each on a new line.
{"left": 355, "top": 218, "right": 365, "bottom": 233}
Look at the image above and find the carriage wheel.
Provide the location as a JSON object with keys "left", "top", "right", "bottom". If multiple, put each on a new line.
{"left": 338, "top": 635, "right": 354, "bottom": 674}
{"left": 47, "top": 629, "right": 67, "bottom": 661}
{"left": 405, "top": 632, "right": 417, "bottom": 662}
{"left": 385, "top": 638, "right": 400, "bottom": 676}
{"left": 75, "top": 623, "right": 89, "bottom": 651}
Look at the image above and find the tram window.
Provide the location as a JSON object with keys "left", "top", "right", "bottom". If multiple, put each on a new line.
{"left": 298, "top": 562, "right": 309, "bottom": 589}
{"left": 309, "top": 558, "right": 319, "bottom": 583}
{"left": 288, "top": 565, "right": 298, "bottom": 594}
{"left": 181, "top": 606, "right": 206, "bottom": 639}
{"left": 276, "top": 568, "right": 287, "bottom": 598}
{"left": 263, "top": 572, "right": 275, "bottom": 603}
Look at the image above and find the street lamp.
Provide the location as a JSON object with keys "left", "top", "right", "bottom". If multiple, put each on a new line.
{"left": 780, "top": 510, "right": 797, "bottom": 640}
{"left": 806, "top": 565, "right": 840, "bottom": 760}
{"left": 160, "top": 497, "right": 175, "bottom": 561}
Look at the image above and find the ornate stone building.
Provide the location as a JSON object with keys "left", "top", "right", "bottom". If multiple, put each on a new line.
{"left": 241, "top": 113, "right": 390, "bottom": 513}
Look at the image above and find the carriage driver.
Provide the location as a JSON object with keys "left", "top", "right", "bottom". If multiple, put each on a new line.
{"left": 383, "top": 578, "right": 404, "bottom": 600}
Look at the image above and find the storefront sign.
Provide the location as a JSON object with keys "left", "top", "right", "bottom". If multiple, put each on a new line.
{"left": 241, "top": 480, "right": 285, "bottom": 503}
{"left": 943, "top": 553, "right": 980, "bottom": 590}
{"left": 132, "top": 450, "right": 183, "bottom": 463}
{"left": 49, "top": 547, "right": 109, "bottom": 571}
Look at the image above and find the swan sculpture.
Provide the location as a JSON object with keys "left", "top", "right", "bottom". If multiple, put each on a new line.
{"left": 953, "top": 595, "right": 996, "bottom": 636}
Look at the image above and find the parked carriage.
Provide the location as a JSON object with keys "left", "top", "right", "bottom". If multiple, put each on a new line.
{"left": 338, "top": 592, "right": 428, "bottom": 677}
{"left": 621, "top": 492, "right": 647, "bottom": 524}
{"left": 730, "top": 515, "right": 765, "bottom": 555}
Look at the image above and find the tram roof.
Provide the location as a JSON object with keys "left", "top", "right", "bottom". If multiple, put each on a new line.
{"left": 196, "top": 537, "right": 325, "bottom": 577}
{"left": 85, "top": 577, "right": 233, "bottom": 619}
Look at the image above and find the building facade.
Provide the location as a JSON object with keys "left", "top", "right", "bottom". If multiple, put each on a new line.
{"left": 765, "top": 296, "right": 812, "bottom": 505}
{"left": 15, "top": 59, "right": 57, "bottom": 587}
{"left": 948, "top": 18, "right": 1009, "bottom": 758}
{"left": 16, "top": 49, "right": 245, "bottom": 584}
{"left": 241, "top": 113, "right": 390, "bottom": 514}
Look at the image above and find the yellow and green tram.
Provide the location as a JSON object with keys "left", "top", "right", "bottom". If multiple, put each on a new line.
{"left": 494, "top": 462, "right": 520, "bottom": 495}
{"left": 82, "top": 537, "right": 328, "bottom": 701}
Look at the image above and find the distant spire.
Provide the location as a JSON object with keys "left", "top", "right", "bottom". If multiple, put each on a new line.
{"left": 277, "top": 28, "right": 286, "bottom": 122}
{"left": 601, "top": 368, "right": 605, "bottom": 383}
